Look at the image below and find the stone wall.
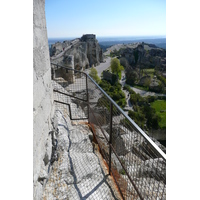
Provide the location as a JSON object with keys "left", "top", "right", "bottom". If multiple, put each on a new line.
{"left": 33, "top": 0, "right": 54, "bottom": 199}
{"left": 103, "top": 70, "right": 118, "bottom": 83}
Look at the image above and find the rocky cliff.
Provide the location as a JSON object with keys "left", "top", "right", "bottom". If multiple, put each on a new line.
{"left": 119, "top": 43, "right": 166, "bottom": 70}
{"left": 106, "top": 42, "right": 165, "bottom": 71}
{"left": 50, "top": 34, "right": 104, "bottom": 71}
{"left": 108, "top": 42, "right": 166, "bottom": 92}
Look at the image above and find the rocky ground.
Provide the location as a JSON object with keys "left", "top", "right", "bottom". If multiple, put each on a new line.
{"left": 46, "top": 72, "right": 166, "bottom": 199}
{"left": 42, "top": 82, "right": 122, "bottom": 200}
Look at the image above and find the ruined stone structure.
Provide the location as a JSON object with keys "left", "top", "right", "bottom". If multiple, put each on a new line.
{"left": 52, "top": 55, "right": 75, "bottom": 84}
{"left": 103, "top": 70, "right": 118, "bottom": 84}
{"left": 50, "top": 34, "right": 104, "bottom": 70}
{"left": 80, "top": 34, "right": 104, "bottom": 67}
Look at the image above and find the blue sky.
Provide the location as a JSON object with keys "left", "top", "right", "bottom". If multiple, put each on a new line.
{"left": 45, "top": 0, "right": 166, "bottom": 38}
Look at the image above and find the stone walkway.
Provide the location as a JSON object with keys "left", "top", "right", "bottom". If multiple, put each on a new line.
{"left": 43, "top": 104, "right": 122, "bottom": 200}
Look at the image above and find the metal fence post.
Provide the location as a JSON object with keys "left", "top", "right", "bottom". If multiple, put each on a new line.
{"left": 109, "top": 102, "right": 113, "bottom": 175}
{"left": 86, "top": 75, "right": 90, "bottom": 122}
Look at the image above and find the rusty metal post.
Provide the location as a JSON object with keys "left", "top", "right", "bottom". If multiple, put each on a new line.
{"left": 109, "top": 102, "right": 113, "bottom": 175}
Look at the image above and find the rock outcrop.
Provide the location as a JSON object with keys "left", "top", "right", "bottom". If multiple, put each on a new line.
{"left": 50, "top": 34, "right": 104, "bottom": 71}
{"left": 108, "top": 42, "right": 166, "bottom": 70}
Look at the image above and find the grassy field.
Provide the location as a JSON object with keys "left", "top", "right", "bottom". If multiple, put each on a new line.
{"left": 150, "top": 100, "right": 166, "bottom": 129}
{"left": 143, "top": 68, "right": 155, "bottom": 78}
{"left": 134, "top": 85, "right": 149, "bottom": 91}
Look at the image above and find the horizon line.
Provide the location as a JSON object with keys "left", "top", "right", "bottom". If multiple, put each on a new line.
{"left": 48, "top": 35, "right": 166, "bottom": 39}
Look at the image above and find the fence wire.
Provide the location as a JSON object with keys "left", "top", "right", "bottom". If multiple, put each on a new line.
{"left": 51, "top": 63, "right": 166, "bottom": 200}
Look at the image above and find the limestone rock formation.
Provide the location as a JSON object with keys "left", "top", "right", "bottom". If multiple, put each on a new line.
{"left": 80, "top": 34, "right": 104, "bottom": 67}
{"left": 50, "top": 34, "right": 104, "bottom": 71}
{"left": 50, "top": 40, "right": 71, "bottom": 56}
{"left": 109, "top": 42, "right": 166, "bottom": 70}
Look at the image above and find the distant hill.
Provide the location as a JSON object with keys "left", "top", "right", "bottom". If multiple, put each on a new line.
{"left": 99, "top": 38, "right": 166, "bottom": 50}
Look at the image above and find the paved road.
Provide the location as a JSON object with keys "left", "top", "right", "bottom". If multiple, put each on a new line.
{"left": 85, "top": 57, "right": 111, "bottom": 77}
{"left": 96, "top": 57, "right": 111, "bottom": 77}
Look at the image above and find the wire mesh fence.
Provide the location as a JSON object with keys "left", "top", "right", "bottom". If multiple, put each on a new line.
{"left": 51, "top": 63, "right": 166, "bottom": 200}
{"left": 43, "top": 107, "right": 121, "bottom": 200}
{"left": 51, "top": 63, "right": 89, "bottom": 120}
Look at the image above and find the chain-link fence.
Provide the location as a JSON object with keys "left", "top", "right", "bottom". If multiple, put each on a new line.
{"left": 51, "top": 63, "right": 166, "bottom": 200}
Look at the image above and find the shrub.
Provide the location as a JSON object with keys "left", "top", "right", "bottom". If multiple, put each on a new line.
{"left": 99, "top": 79, "right": 126, "bottom": 108}
{"left": 89, "top": 67, "right": 100, "bottom": 83}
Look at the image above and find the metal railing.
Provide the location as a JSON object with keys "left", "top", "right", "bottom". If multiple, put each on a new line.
{"left": 51, "top": 63, "right": 166, "bottom": 200}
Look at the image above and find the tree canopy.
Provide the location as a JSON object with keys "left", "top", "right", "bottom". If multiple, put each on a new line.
{"left": 110, "top": 58, "right": 124, "bottom": 74}
{"left": 89, "top": 67, "right": 100, "bottom": 83}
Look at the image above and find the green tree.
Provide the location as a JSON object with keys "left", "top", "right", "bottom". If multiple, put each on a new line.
{"left": 89, "top": 67, "right": 100, "bottom": 83}
{"left": 110, "top": 58, "right": 124, "bottom": 75}
{"left": 125, "top": 70, "right": 138, "bottom": 86}
{"left": 143, "top": 77, "right": 151, "bottom": 89}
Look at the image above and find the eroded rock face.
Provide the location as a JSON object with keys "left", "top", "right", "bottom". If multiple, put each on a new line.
{"left": 119, "top": 43, "right": 166, "bottom": 70}
{"left": 50, "top": 34, "right": 104, "bottom": 70}
{"left": 50, "top": 41, "right": 71, "bottom": 56}
{"left": 81, "top": 34, "right": 104, "bottom": 67}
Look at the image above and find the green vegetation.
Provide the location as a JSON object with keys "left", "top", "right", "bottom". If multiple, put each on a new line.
{"left": 110, "top": 58, "right": 124, "bottom": 80}
{"left": 143, "top": 68, "right": 155, "bottom": 73}
{"left": 143, "top": 78, "right": 151, "bottom": 89}
{"left": 142, "top": 68, "right": 155, "bottom": 78}
{"left": 133, "top": 51, "right": 139, "bottom": 63}
{"left": 150, "top": 100, "right": 166, "bottom": 129}
{"left": 134, "top": 85, "right": 149, "bottom": 91}
{"left": 142, "top": 105, "right": 161, "bottom": 130}
{"left": 119, "top": 169, "right": 126, "bottom": 175}
{"left": 155, "top": 71, "right": 166, "bottom": 86}
{"left": 123, "top": 86, "right": 165, "bottom": 130}
{"left": 98, "top": 80, "right": 126, "bottom": 108}
{"left": 110, "top": 49, "right": 121, "bottom": 57}
{"left": 128, "top": 110, "right": 145, "bottom": 129}
{"left": 91, "top": 59, "right": 166, "bottom": 131}
{"left": 89, "top": 67, "right": 100, "bottom": 83}
{"left": 125, "top": 70, "right": 138, "bottom": 86}
{"left": 125, "top": 68, "right": 165, "bottom": 94}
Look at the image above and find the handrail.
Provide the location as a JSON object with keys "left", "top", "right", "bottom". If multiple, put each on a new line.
{"left": 87, "top": 73, "right": 166, "bottom": 160}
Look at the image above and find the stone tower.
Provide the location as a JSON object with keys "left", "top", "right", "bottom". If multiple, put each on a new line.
{"left": 81, "top": 34, "right": 104, "bottom": 67}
